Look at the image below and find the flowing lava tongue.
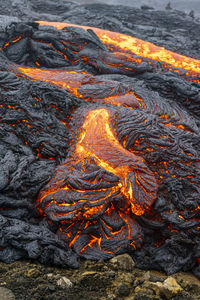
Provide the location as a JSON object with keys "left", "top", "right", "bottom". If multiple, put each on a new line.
{"left": 38, "top": 21, "right": 200, "bottom": 75}
{"left": 37, "top": 107, "right": 158, "bottom": 256}
{"left": 75, "top": 108, "right": 157, "bottom": 215}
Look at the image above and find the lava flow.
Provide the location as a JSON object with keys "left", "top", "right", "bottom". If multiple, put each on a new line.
{"left": 0, "top": 20, "right": 199, "bottom": 273}
{"left": 38, "top": 21, "right": 200, "bottom": 76}
{"left": 16, "top": 66, "right": 145, "bottom": 108}
{"left": 37, "top": 107, "right": 157, "bottom": 256}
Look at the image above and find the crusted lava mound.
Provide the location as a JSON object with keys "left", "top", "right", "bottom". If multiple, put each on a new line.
{"left": 0, "top": 2, "right": 199, "bottom": 277}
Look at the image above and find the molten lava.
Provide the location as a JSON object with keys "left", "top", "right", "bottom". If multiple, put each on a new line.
{"left": 17, "top": 67, "right": 88, "bottom": 98}
{"left": 38, "top": 21, "right": 200, "bottom": 75}
{"left": 37, "top": 107, "right": 158, "bottom": 256}
{"left": 15, "top": 66, "right": 146, "bottom": 109}
{"left": 75, "top": 108, "right": 158, "bottom": 215}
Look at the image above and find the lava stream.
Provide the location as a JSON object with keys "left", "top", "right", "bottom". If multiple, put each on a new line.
{"left": 38, "top": 21, "right": 200, "bottom": 74}
{"left": 75, "top": 108, "right": 158, "bottom": 215}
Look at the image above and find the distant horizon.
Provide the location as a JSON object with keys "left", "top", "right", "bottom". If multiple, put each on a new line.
{"left": 74, "top": 0, "right": 200, "bottom": 16}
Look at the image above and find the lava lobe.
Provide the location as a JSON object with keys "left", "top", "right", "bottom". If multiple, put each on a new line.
{"left": 37, "top": 107, "right": 158, "bottom": 258}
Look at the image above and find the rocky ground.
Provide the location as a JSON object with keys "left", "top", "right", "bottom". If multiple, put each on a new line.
{"left": 0, "top": 254, "right": 199, "bottom": 300}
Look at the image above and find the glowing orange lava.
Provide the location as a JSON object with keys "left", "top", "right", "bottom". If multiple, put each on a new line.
{"left": 38, "top": 21, "right": 200, "bottom": 75}
{"left": 76, "top": 108, "right": 158, "bottom": 215}
{"left": 38, "top": 108, "right": 158, "bottom": 217}
{"left": 37, "top": 107, "right": 158, "bottom": 254}
{"left": 17, "top": 67, "right": 89, "bottom": 98}
{"left": 16, "top": 66, "right": 145, "bottom": 109}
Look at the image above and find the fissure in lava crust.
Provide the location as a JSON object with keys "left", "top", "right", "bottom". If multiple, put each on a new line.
{"left": 0, "top": 19, "right": 199, "bottom": 277}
